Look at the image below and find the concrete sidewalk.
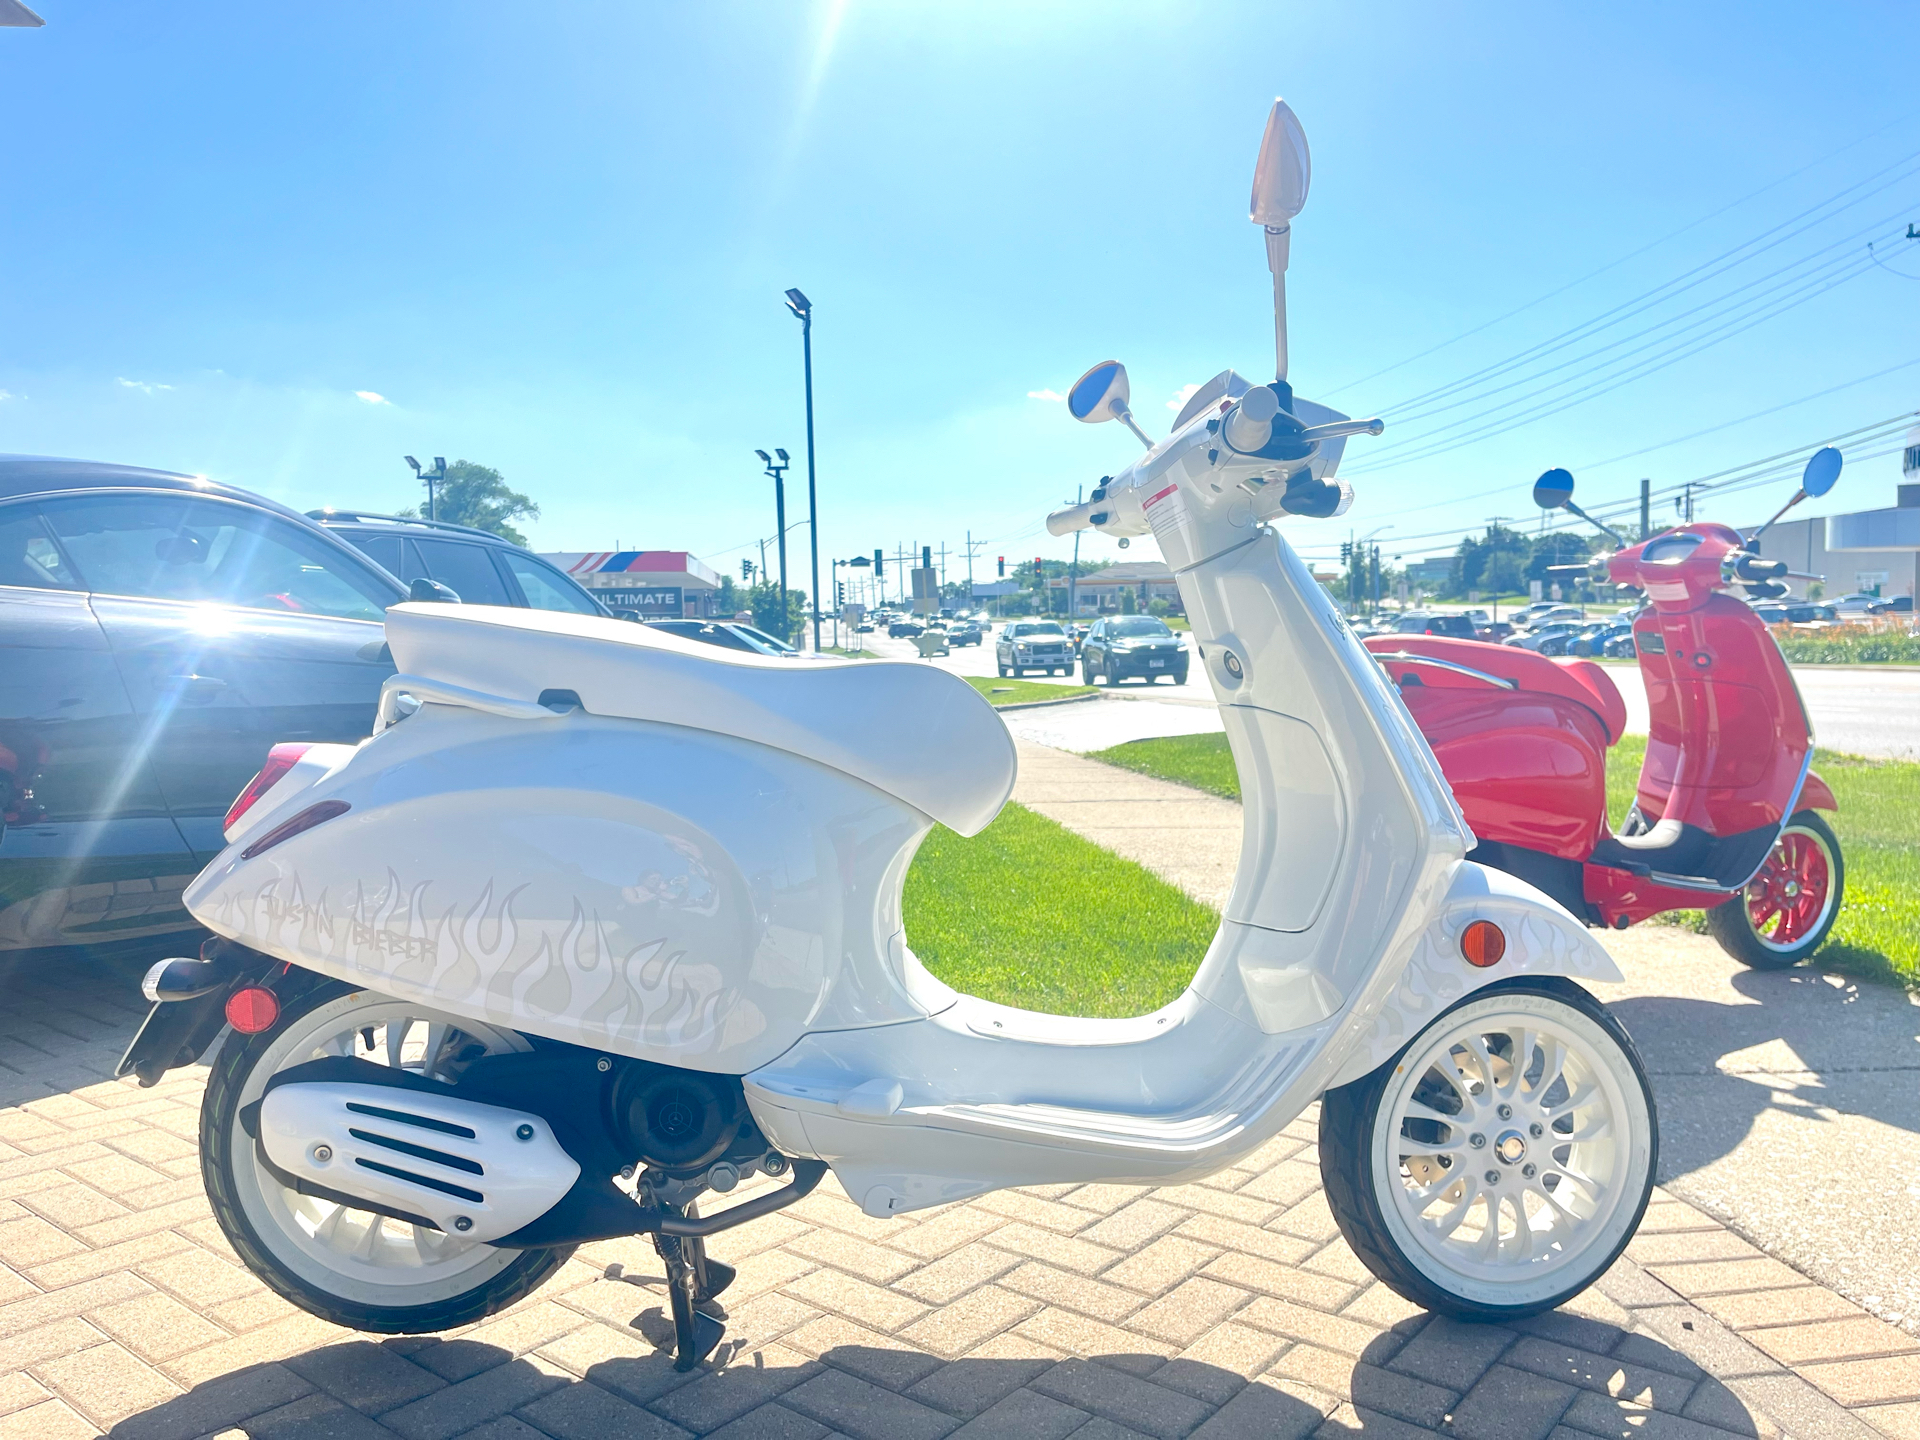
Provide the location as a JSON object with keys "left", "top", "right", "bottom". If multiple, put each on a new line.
{"left": 1011, "top": 739, "right": 1920, "bottom": 1357}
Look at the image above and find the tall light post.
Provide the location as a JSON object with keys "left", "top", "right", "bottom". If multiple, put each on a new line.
{"left": 785, "top": 288, "right": 822, "bottom": 653}
{"left": 405, "top": 456, "right": 446, "bottom": 522}
{"left": 754, "top": 449, "right": 791, "bottom": 611}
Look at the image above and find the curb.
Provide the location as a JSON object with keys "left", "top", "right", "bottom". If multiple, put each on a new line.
{"left": 991, "top": 692, "right": 1103, "bottom": 712}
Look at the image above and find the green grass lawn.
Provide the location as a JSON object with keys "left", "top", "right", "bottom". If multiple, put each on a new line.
{"left": 964, "top": 676, "right": 1097, "bottom": 707}
{"left": 902, "top": 802, "right": 1214, "bottom": 1016}
{"left": 1091, "top": 731, "right": 1919, "bottom": 988}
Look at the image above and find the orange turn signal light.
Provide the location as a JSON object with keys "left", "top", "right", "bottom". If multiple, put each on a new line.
{"left": 1460, "top": 920, "right": 1506, "bottom": 968}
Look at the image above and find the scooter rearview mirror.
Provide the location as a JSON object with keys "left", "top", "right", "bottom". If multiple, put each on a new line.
{"left": 1068, "top": 361, "right": 1128, "bottom": 424}
{"left": 1801, "top": 446, "right": 1842, "bottom": 498}
{"left": 1533, "top": 468, "right": 1575, "bottom": 511}
{"left": 1749, "top": 446, "right": 1843, "bottom": 546}
{"left": 1067, "top": 360, "right": 1154, "bottom": 449}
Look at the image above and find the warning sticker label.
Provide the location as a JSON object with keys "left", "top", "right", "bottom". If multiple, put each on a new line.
{"left": 1143, "top": 483, "right": 1191, "bottom": 555}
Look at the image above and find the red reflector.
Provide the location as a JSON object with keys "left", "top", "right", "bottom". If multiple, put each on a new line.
{"left": 1461, "top": 920, "right": 1506, "bottom": 968}
{"left": 225, "top": 743, "right": 317, "bottom": 832}
{"left": 241, "top": 800, "right": 351, "bottom": 860}
{"left": 225, "top": 986, "right": 280, "bottom": 1033}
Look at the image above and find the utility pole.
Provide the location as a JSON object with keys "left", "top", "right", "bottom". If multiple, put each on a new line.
{"left": 1639, "top": 479, "right": 1652, "bottom": 540}
{"left": 1485, "top": 517, "right": 1512, "bottom": 622}
{"left": 936, "top": 542, "right": 950, "bottom": 592}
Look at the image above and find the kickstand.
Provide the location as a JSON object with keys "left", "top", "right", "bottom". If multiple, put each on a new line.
{"left": 654, "top": 1225, "right": 725, "bottom": 1372}
{"left": 681, "top": 1203, "right": 737, "bottom": 1307}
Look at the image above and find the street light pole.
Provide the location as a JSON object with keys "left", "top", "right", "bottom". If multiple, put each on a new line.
{"left": 754, "top": 449, "right": 791, "bottom": 614}
{"left": 785, "top": 289, "right": 822, "bottom": 653}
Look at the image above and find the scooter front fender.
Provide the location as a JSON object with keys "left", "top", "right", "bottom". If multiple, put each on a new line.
{"left": 1330, "top": 860, "right": 1623, "bottom": 1088}
{"left": 1799, "top": 772, "right": 1837, "bottom": 813}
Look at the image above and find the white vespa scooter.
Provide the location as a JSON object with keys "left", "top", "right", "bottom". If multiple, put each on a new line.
{"left": 124, "top": 101, "right": 1656, "bottom": 1370}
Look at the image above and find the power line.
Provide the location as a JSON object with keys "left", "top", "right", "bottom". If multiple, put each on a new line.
{"left": 1324, "top": 106, "right": 1920, "bottom": 398}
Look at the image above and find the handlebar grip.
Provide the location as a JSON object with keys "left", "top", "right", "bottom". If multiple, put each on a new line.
{"left": 1735, "top": 555, "right": 1788, "bottom": 581}
{"left": 1046, "top": 502, "right": 1099, "bottom": 536}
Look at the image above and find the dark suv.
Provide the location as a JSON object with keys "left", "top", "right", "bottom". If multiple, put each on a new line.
{"left": 312, "top": 512, "right": 608, "bottom": 616}
{"left": 1, "top": 458, "right": 408, "bottom": 953}
{"left": 1079, "top": 616, "right": 1189, "bottom": 684}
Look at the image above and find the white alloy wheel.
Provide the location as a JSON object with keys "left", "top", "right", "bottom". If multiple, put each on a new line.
{"left": 1366, "top": 988, "right": 1653, "bottom": 1312}
{"left": 225, "top": 991, "right": 533, "bottom": 1308}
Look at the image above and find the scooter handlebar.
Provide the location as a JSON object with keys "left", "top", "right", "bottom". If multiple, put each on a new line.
{"left": 1047, "top": 501, "right": 1101, "bottom": 536}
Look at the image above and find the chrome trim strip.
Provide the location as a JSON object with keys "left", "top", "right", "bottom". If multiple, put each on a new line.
{"left": 1369, "top": 651, "right": 1518, "bottom": 691}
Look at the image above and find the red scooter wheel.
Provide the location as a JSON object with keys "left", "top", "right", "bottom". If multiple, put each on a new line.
{"left": 1706, "top": 810, "right": 1844, "bottom": 969}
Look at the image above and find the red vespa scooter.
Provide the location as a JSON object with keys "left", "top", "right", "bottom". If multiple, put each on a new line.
{"left": 1364, "top": 453, "right": 1845, "bottom": 969}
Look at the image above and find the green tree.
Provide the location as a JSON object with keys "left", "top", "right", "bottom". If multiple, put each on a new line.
{"left": 410, "top": 460, "right": 540, "bottom": 545}
{"left": 748, "top": 583, "right": 808, "bottom": 644}
{"left": 715, "top": 576, "right": 739, "bottom": 616}
{"left": 1526, "top": 531, "right": 1590, "bottom": 584}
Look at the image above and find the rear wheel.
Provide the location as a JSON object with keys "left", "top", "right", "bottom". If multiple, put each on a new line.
{"left": 1706, "top": 811, "right": 1843, "bottom": 969}
{"left": 201, "top": 984, "right": 573, "bottom": 1333}
{"left": 1320, "top": 978, "right": 1656, "bottom": 1321}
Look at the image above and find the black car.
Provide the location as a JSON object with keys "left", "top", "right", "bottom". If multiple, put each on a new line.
{"left": 314, "top": 511, "right": 608, "bottom": 617}
{"left": 648, "top": 620, "right": 802, "bottom": 657}
{"left": 1393, "top": 613, "right": 1477, "bottom": 638}
{"left": 945, "top": 618, "right": 983, "bottom": 646}
{"left": 1079, "top": 615, "right": 1190, "bottom": 685}
{"left": 887, "top": 617, "right": 925, "bottom": 638}
{"left": 1, "top": 457, "right": 408, "bottom": 953}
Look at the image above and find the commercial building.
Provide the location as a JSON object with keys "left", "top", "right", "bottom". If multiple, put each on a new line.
{"left": 1047, "top": 560, "right": 1182, "bottom": 614}
{"left": 539, "top": 550, "right": 724, "bottom": 618}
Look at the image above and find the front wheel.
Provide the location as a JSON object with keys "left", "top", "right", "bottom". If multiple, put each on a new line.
{"left": 1319, "top": 978, "right": 1656, "bottom": 1321}
{"left": 201, "top": 981, "right": 574, "bottom": 1333}
{"left": 1706, "top": 811, "right": 1843, "bottom": 969}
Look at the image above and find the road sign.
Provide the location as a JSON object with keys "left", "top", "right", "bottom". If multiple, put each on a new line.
{"left": 910, "top": 565, "right": 939, "bottom": 614}
{"left": 597, "top": 585, "right": 683, "bottom": 618}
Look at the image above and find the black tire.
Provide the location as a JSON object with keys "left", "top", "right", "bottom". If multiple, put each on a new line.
{"left": 997, "top": 664, "right": 1009, "bottom": 677}
{"left": 1705, "top": 811, "right": 1844, "bottom": 970}
{"left": 1319, "top": 977, "right": 1656, "bottom": 1322}
{"left": 201, "top": 979, "right": 574, "bottom": 1333}
{"left": 1173, "top": 668, "right": 1189, "bottom": 685}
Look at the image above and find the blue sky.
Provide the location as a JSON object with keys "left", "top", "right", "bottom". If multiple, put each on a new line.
{"left": 3, "top": 1, "right": 1918, "bottom": 583}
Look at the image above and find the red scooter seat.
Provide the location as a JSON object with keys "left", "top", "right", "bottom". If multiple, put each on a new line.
{"left": 1363, "top": 636, "right": 1629, "bottom": 744}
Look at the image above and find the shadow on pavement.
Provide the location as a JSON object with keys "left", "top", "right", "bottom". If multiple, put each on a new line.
{"left": 108, "top": 1301, "right": 1772, "bottom": 1440}
{"left": 1609, "top": 963, "right": 1920, "bottom": 1179}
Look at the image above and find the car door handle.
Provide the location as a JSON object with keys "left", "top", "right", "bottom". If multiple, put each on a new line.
{"left": 167, "top": 674, "right": 228, "bottom": 703}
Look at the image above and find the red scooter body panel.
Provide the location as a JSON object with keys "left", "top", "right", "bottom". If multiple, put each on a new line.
{"left": 1365, "top": 636, "right": 1618, "bottom": 860}
{"left": 1615, "top": 539, "right": 1812, "bottom": 838}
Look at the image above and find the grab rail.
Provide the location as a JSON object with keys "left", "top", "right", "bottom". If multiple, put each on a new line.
{"left": 1369, "top": 651, "right": 1518, "bottom": 691}
{"left": 375, "top": 674, "right": 567, "bottom": 733}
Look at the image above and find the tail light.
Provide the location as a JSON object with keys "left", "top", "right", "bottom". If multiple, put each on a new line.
{"left": 241, "top": 800, "right": 351, "bottom": 861}
{"left": 225, "top": 743, "right": 316, "bottom": 832}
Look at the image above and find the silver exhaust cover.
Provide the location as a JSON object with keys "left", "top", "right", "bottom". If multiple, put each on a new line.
{"left": 258, "top": 1082, "right": 581, "bottom": 1242}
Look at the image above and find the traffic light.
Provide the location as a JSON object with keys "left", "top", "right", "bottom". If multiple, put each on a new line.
{"left": 1340, "top": 542, "right": 1353, "bottom": 563}
{"left": 836, "top": 581, "right": 845, "bottom": 606}
{"left": 997, "top": 556, "right": 1005, "bottom": 577}
{"left": 873, "top": 548, "right": 883, "bottom": 576}
{"left": 1033, "top": 557, "right": 1044, "bottom": 584}
{"left": 922, "top": 545, "right": 932, "bottom": 569}
{"left": 742, "top": 559, "right": 754, "bottom": 581}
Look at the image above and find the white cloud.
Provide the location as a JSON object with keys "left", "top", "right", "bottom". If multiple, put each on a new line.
{"left": 0, "top": 390, "right": 12, "bottom": 402}
{"left": 116, "top": 377, "right": 172, "bottom": 394}
{"left": 1166, "top": 383, "right": 1201, "bottom": 413}
{"left": 1027, "top": 388, "right": 1066, "bottom": 402}
{"left": 355, "top": 390, "right": 392, "bottom": 405}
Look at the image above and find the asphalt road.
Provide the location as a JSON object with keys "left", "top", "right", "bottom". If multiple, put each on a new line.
{"left": 859, "top": 626, "right": 1920, "bottom": 759}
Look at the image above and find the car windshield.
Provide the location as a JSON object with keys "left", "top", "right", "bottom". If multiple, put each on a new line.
{"left": 1013, "top": 622, "right": 1063, "bottom": 636}
{"left": 1109, "top": 618, "right": 1171, "bottom": 638}
{"left": 734, "top": 624, "right": 796, "bottom": 653}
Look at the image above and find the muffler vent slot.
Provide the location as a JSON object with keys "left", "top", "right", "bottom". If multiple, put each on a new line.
{"left": 347, "top": 1127, "right": 485, "bottom": 1175}
{"left": 354, "top": 1157, "right": 485, "bottom": 1204}
{"left": 345, "top": 1101, "right": 476, "bottom": 1138}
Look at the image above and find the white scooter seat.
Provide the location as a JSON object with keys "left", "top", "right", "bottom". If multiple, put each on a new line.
{"left": 382, "top": 604, "right": 1016, "bottom": 836}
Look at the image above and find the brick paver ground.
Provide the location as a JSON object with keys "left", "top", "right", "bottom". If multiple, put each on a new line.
{"left": 0, "top": 955, "right": 1912, "bottom": 1439}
